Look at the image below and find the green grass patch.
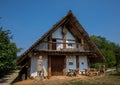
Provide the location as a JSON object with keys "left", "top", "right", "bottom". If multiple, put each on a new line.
{"left": 63, "top": 81, "right": 114, "bottom": 85}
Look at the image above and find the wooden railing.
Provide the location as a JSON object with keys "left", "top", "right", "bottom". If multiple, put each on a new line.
{"left": 37, "top": 41, "right": 83, "bottom": 51}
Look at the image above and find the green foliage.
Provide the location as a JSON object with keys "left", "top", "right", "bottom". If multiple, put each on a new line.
{"left": 90, "top": 63, "right": 101, "bottom": 69}
{"left": 90, "top": 35, "right": 120, "bottom": 68}
{"left": 0, "top": 27, "right": 19, "bottom": 77}
{"left": 115, "top": 47, "right": 120, "bottom": 72}
{"left": 115, "top": 47, "right": 120, "bottom": 64}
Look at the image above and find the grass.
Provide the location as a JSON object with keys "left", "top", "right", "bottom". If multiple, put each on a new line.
{"left": 109, "top": 72, "right": 120, "bottom": 77}
{"left": 64, "top": 80, "right": 114, "bottom": 85}
{"left": 63, "top": 71, "right": 120, "bottom": 85}
{"left": 69, "top": 82, "right": 113, "bottom": 85}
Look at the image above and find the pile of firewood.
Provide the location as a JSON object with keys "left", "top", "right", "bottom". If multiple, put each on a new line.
{"left": 85, "top": 65, "right": 106, "bottom": 76}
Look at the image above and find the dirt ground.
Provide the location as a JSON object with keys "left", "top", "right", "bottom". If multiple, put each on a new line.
{"left": 13, "top": 73, "right": 120, "bottom": 85}
{"left": 13, "top": 75, "right": 87, "bottom": 85}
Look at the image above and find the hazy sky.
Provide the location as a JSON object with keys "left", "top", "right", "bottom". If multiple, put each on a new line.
{"left": 0, "top": 0, "right": 120, "bottom": 55}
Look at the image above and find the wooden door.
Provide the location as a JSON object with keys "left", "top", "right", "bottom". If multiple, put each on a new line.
{"left": 51, "top": 56, "right": 65, "bottom": 75}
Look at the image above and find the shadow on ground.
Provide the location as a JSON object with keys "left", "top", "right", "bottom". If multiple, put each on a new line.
{"left": 109, "top": 72, "right": 120, "bottom": 76}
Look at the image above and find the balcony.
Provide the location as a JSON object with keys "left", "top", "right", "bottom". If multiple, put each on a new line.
{"left": 35, "top": 41, "right": 84, "bottom": 51}
{"left": 33, "top": 41, "right": 94, "bottom": 55}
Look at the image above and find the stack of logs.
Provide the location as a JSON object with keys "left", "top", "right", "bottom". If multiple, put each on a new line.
{"left": 67, "top": 65, "right": 106, "bottom": 77}
{"left": 85, "top": 68, "right": 98, "bottom": 76}
{"left": 85, "top": 65, "right": 106, "bottom": 76}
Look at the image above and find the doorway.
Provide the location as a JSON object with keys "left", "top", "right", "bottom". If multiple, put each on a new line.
{"left": 51, "top": 55, "right": 65, "bottom": 75}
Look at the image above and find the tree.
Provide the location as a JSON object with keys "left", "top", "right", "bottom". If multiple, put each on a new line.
{"left": 0, "top": 27, "right": 19, "bottom": 77}
{"left": 115, "top": 47, "right": 120, "bottom": 72}
{"left": 90, "top": 35, "right": 120, "bottom": 68}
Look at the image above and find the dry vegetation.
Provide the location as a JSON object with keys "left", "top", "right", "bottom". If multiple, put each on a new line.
{"left": 13, "top": 72, "right": 120, "bottom": 85}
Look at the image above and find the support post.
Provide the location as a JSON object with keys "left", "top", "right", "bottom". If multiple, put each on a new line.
{"left": 81, "top": 39, "right": 84, "bottom": 51}
{"left": 76, "top": 56, "right": 79, "bottom": 69}
{"left": 48, "top": 35, "right": 52, "bottom": 50}
{"left": 48, "top": 56, "right": 51, "bottom": 78}
{"left": 63, "top": 34, "right": 66, "bottom": 49}
{"left": 63, "top": 56, "right": 66, "bottom": 75}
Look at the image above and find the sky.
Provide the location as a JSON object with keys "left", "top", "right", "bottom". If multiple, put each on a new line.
{"left": 0, "top": 0, "right": 120, "bottom": 56}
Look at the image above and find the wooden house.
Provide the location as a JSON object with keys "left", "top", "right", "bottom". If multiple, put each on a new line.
{"left": 17, "top": 11, "right": 105, "bottom": 79}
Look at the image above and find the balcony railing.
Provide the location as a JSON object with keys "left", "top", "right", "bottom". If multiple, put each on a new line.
{"left": 36, "top": 41, "right": 83, "bottom": 51}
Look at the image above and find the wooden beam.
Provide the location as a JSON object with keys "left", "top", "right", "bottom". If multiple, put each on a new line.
{"left": 87, "top": 57, "right": 90, "bottom": 68}
{"left": 51, "top": 37, "right": 75, "bottom": 41}
{"left": 48, "top": 35, "right": 52, "bottom": 50}
{"left": 66, "top": 23, "right": 80, "bottom": 37}
{"left": 63, "top": 56, "right": 66, "bottom": 75}
{"left": 48, "top": 56, "right": 51, "bottom": 78}
{"left": 43, "top": 41, "right": 80, "bottom": 45}
{"left": 76, "top": 56, "right": 79, "bottom": 69}
{"left": 63, "top": 34, "right": 66, "bottom": 49}
{"left": 81, "top": 39, "right": 84, "bottom": 51}
{"left": 76, "top": 42, "right": 79, "bottom": 48}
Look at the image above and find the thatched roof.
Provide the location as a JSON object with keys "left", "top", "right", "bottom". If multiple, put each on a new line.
{"left": 18, "top": 10, "right": 105, "bottom": 65}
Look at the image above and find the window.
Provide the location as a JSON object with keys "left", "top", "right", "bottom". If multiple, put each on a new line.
{"left": 69, "top": 62, "right": 73, "bottom": 65}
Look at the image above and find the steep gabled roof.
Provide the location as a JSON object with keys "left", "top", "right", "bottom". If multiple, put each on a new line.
{"left": 18, "top": 10, "right": 105, "bottom": 65}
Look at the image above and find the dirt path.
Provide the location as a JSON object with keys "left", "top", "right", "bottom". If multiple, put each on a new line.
{"left": 0, "top": 70, "right": 19, "bottom": 85}
{"left": 14, "top": 75, "right": 87, "bottom": 85}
